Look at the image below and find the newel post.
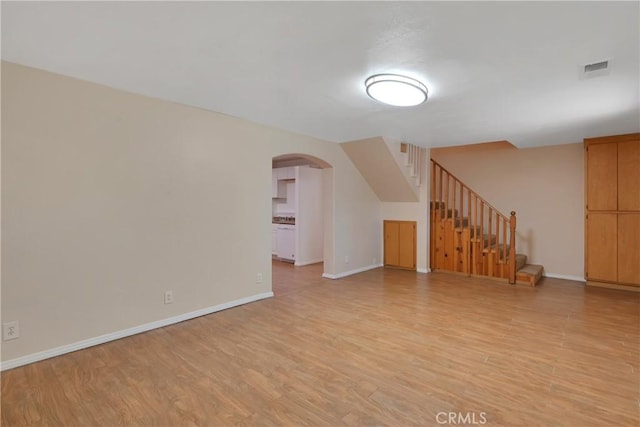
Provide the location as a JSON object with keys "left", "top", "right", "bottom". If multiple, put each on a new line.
{"left": 509, "top": 211, "right": 517, "bottom": 284}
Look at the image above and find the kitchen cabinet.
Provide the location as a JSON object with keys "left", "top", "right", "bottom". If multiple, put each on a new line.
{"left": 277, "top": 166, "right": 296, "bottom": 180}
{"left": 276, "top": 225, "right": 295, "bottom": 262}
{"left": 585, "top": 133, "right": 640, "bottom": 290}
{"left": 275, "top": 181, "right": 296, "bottom": 214}
{"left": 272, "top": 167, "right": 296, "bottom": 199}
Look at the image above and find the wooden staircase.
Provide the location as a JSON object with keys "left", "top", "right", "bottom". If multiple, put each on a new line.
{"left": 430, "top": 159, "right": 543, "bottom": 286}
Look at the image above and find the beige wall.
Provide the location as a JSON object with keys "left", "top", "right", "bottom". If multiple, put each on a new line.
{"left": 1, "top": 62, "right": 381, "bottom": 363}
{"left": 431, "top": 142, "right": 584, "bottom": 280}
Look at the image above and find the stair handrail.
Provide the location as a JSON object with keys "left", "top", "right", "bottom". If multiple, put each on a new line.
{"left": 430, "top": 158, "right": 518, "bottom": 284}
{"left": 430, "top": 159, "right": 511, "bottom": 220}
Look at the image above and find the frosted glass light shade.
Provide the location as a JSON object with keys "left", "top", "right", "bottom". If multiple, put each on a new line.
{"left": 365, "top": 74, "right": 428, "bottom": 107}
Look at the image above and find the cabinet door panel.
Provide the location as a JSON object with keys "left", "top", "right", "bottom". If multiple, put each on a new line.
{"left": 276, "top": 228, "right": 295, "bottom": 260}
{"left": 384, "top": 222, "right": 399, "bottom": 266}
{"left": 618, "top": 213, "right": 640, "bottom": 285}
{"left": 587, "top": 143, "right": 617, "bottom": 211}
{"left": 398, "top": 222, "right": 416, "bottom": 269}
{"left": 586, "top": 213, "right": 617, "bottom": 282}
{"left": 618, "top": 140, "right": 640, "bottom": 211}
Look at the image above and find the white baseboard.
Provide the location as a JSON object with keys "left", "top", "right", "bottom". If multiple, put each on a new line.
{"left": 417, "top": 268, "right": 430, "bottom": 274}
{"left": 294, "top": 259, "right": 324, "bottom": 267}
{"left": 322, "top": 263, "right": 383, "bottom": 279}
{"left": 543, "top": 273, "right": 586, "bottom": 282}
{"left": 1, "top": 292, "right": 274, "bottom": 371}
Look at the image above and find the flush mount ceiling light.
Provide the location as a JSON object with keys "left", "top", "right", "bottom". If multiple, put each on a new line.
{"left": 365, "top": 74, "right": 428, "bottom": 107}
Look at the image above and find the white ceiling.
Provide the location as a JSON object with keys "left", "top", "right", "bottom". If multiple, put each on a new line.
{"left": 2, "top": 1, "right": 639, "bottom": 148}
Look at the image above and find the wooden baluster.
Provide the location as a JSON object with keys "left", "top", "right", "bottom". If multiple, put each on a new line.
{"left": 452, "top": 180, "right": 458, "bottom": 270}
{"left": 467, "top": 188, "right": 472, "bottom": 276}
{"left": 460, "top": 183, "right": 464, "bottom": 224}
{"left": 452, "top": 180, "right": 456, "bottom": 223}
{"left": 444, "top": 173, "right": 449, "bottom": 219}
{"left": 472, "top": 194, "right": 477, "bottom": 275}
{"left": 479, "top": 202, "right": 484, "bottom": 245}
{"left": 432, "top": 164, "right": 438, "bottom": 218}
{"left": 488, "top": 208, "right": 493, "bottom": 247}
{"left": 458, "top": 183, "right": 464, "bottom": 273}
{"left": 495, "top": 217, "right": 500, "bottom": 277}
{"left": 487, "top": 208, "right": 494, "bottom": 277}
{"left": 435, "top": 166, "right": 444, "bottom": 270}
{"left": 442, "top": 172, "right": 449, "bottom": 270}
{"left": 438, "top": 166, "right": 443, "bottom": 219}
{"left": 509, "top": 211, "right": 517, "bottom": 284}
{"left": 503, "top": 218, "right": 508, "bottom": 277}
{"left": 479, "top": 202, "right": 485, "bottom": 274}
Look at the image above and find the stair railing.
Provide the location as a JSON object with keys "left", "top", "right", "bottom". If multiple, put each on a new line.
{"left": 401, "top": 142, "right": 424, "bottom": 186}
{"left": 430, "top": 159, "right": 517, "bottom": 284}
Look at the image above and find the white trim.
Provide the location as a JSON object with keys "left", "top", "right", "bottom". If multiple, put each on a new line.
{"left": 322, "top": 263, "right": 383, "bottom": 279}
{"left": 1, "top": 292, "right": 274, "bottom": 371}
{"left": 417, "top": 268, "right": 430, "bottom": 274}
{"left": 294, "top": 259, "right": 324, "bottom": 267}
{"left": 543, "top": 273, "right": 586, "bottom": 282}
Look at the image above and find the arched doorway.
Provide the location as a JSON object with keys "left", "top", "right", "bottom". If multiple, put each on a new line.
{"left": 271, "top": 154, "right": 334, "bottom": 292}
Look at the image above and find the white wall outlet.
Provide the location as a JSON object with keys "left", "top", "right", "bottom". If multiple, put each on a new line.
{"left": 3, "top": 321, "right": 19, "bottom": 341}
{"left": 164, "top": 290, "right": 174, "bottom": 304}
{"left": 256, "top": 273, "right": 263, "bottom": 283}
{"left": 373, "top": 257, "right": 377, "bottom": 265}
{"left": 344, "top": 255, "right": 349, "bottom": 263}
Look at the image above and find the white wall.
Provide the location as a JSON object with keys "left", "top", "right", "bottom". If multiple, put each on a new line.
{"left": 1, "top": 62, "right": 381, "bottom": 364}
{"left": 295, "top": 166, "right": 323, "bottom": 266}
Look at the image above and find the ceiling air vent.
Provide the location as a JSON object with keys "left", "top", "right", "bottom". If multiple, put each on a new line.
{"left": 580, "top": 59, "right": 611, "bottom": 79}
{"left": 584, "top": 61, "right": 608, "bottom": 73}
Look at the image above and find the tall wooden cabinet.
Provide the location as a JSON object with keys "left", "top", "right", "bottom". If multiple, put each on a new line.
{"left": 585, "top": 133, "right": 640, "bottom": 291}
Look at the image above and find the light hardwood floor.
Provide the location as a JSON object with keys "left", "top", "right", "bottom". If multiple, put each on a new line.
{"left": 2, "top": 261, "right": 639, "bottom": 426}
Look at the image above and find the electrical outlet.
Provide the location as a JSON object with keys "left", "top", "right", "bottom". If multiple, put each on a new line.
{"left": 3, "top": 321, "right": 19, "bottom": 341}
{"left": 344, "top": 256, "right": 349, "bottom": 263}
{"left": 164, "top": 290, "right": 174, "bottom": 304}
{"left": 256, "top": 273, "right": 263, "bottom": 283}
{"left": 373, "top": 257, "right": 377, "bottom": 265}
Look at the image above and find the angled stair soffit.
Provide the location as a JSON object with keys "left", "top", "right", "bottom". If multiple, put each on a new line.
{"left": 341, "top": 137, "right": 418, "bottom": 202}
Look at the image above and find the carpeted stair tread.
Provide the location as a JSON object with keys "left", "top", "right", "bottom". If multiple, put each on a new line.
{"left": 516, "top": 264, "right": 544, "bottom": 287}
{"left": 518, "top": 264, "right": 543, "bottom": 275}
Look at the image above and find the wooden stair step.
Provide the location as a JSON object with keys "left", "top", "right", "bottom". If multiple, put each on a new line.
{"left": 488, "top": 253, "right": 527, "bottom": 268}
{"left": 483, "top": 243, "right": 510, "bottom": 255}
{"left": 516, "top": 264, "right": 544, "bottom": 287}
{"left": 443, "top": 208, "right": 458, "bottom": 219}
{"left": 454, "top": 217, "right": 470, "bottom": 228}
{"left": 471, "top": 234, "right": 496, "bottom": 245}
